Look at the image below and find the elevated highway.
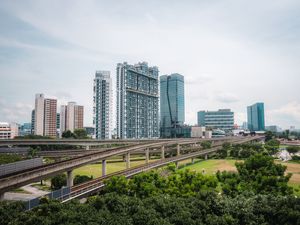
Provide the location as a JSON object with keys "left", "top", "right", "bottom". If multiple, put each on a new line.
{"left": 0, "top": 137, "right": 232, "bottom": 194}
{"left": 63, "top": 136, "right": 261, "bottom": 201}
{"left": 0, "top": 138, "right": 164, "bottom": 147}
{"left": 0, "top": 136, "right": 263, "bottom": 196}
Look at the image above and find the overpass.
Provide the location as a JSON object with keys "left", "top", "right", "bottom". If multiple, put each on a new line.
{"left": 62, "top": 136, "right": 261, "bottom": 201}
{"left": 0, "top": 138, "right": 164, "bottom": 148}
{"left": 0, "top": 136, "right": 262, "bottom": 197}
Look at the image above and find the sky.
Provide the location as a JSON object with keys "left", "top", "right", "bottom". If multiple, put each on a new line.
{"left": 0, "top": 0, "right": 299, "bottom": 129}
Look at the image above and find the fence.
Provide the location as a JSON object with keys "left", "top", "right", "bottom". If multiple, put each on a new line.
{"left": 0, "top": 157, "right": 43, "bottom": 177}
{"left": 24, "top": 187, "right": 71, "bottom": 210}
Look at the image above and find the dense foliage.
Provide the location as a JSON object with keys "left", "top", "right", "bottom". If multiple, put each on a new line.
{"left": 1, "top": 154, "right": 299, "bottom": 225}
{"left": 1, "top": 191, "right": 299, "bottom": 225}
{"left": 103, "top": 170, "right": 218, "bottom": 197}
{"left": 216, "top": 140, "right": 280, "bottom": 159}
{"left": 62, "top": 129, "right": 88, "bottom": 139}
{"left": 0, "top": 153, "right": 22, "bottom": 164}
{"left": 217, "top": 154, "right": 292, "bottom": 196}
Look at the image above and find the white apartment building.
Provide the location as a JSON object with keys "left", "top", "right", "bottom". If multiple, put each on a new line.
{"left": 93, "top": 71, "right": 112, "bottom": 139}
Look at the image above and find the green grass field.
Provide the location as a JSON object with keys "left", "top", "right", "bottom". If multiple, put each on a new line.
{"left": 73, "top": 159, "right": 156, "bottom": 178}
{"left": 178, "top": 159, "right": 239, "bottom": 175}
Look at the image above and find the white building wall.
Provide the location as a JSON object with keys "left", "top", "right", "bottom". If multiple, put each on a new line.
{"left": 34, "top": 93, "right": 44, "bottom": 136}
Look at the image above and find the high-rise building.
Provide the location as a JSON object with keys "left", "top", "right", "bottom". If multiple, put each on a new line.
{"left": 93, "top": 71, "right": 111, "bottom": 139}
{"left": 34, "top": 94, "right": 45, "bottom": 135}
{"left": 160, "top": 73, "right": 185, "bottom": 138}
{"left": 197, "top": 109, "right": 234, "bottom": 130}
{"left": 60, "top": 102, "right": 84, "bottom": 135}
{"left": 44, "top": 98, "right": 57, "bottom": 137}
{"left": 34, "top": 93, "right": 57, "bottom": 137}
{"left": 31, "top": 109, "right": 35, "bottom": 134}
{"left": 116, "top": 62, "right": 159, "bottom": 139}
{"left": 247, "top": 102, "right": 265, "bottom": 131}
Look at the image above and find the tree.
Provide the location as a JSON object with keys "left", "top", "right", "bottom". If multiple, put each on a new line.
{"left": 51, "top": 174, "right": 67, "bottom": 190}
{"left": 265, "top": 131, "right": 274, "bottom": 142}
{"left": 62, "top": 130, "right": 74, "bottom": 138}
{"left": 74, "top": 175, "right": 93, "bottom": 185}
{"left": 286, "top": 146, "right": 300, "bottom": 155}
{"left": 73, "top": 129, "right": 88, "bottom": 139}
{"left": 201, "top": 141, "right": 212, "bottom": 149}
{"left": 28, "top": 147, "right": 40, "bottom": 158}
{"left": 264, "top": 139, "right": 280, "bottom": 155}
{"left": 235, "top": 154, "right": 292, "bottom": 195}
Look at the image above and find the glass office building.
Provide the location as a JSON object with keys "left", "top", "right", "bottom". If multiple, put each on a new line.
{"left": 160, "top": 74, "right": 185, "bottom": 138}
{"left": 197, "top": 109, "right": 234, "bottom": 130}
{"left": 116, "top": 62, "right": 159, "bottom": 139}
{"left": 247, "top": 102, "right": 265, "bottom": 131}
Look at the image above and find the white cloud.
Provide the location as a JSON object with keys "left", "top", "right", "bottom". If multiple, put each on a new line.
{"left": 215, "top": 92, "right": 240, "bottom": 103}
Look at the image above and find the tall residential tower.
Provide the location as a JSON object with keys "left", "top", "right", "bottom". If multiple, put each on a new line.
{"left": 93, "top": 71, "right": 112, "bottom": 139}
{"left": 60, "top": 102, "right": 84, "bottom": 135}
{"left": 34, "top": 94, "right": 57, "bottom": 137}
{"left": 116, "top": 62, "right": 159, "bottom": 139}
{"left": 160, "top": 73, "right": 185, "bottom": 138}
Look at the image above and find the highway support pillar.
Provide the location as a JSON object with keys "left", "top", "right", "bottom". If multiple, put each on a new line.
{"left": 145, "top": 148, "right": 150, "bottom": 164}
{"left": 102, "top": 159, "right": 106, "bottom": 177}
{"left": 205, "top": 154, "right": 208, "bottom": 160}
{"left": 161, "top": 145, "right": 165, "bottom": 159}
{"left": 177, "top": 144, "right": 181, "bottom": 156}
{"left": 67, "top": 170, "right": 73, "bottom": 187}
{"left": 191, "top": 158, "right": 195, "bottom": 164}
{"left": 126, "top": 152, "right": 131, "bottom": 169}
{"left": 0, "top": 192, "right": 4, "bottom": 200}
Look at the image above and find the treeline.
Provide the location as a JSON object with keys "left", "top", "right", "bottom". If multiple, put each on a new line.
{"left": 216, "top": 139, "right": 280, "bottom": 159}
{"left": 1, "top": 154, "right": 299, "bottom": 225}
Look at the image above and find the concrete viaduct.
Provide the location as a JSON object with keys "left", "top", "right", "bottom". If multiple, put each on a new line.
{"left": 63, "top": 136, "right": 261, "bottom": 201}
{"left": 0, "top": 136, "right": 262, "bottom": 199}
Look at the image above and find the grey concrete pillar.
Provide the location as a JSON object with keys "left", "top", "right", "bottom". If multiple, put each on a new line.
{"left": 67, "top": 170, "right": 73, "bottom": 187}
{"left": 145, "top": 148, "right": 150, "bottom": 164}
{"left": 175, "top": 161, "right": 179, "bottom": 169}
{"left": 126, "top": 152, "right": 131, "bottom": 169}
{"left": 0, "top": 192, "right": 4, "bottom": 200}
{"left": 161, "top": 145, "right": 165, "bottom": 159}
{"left": 177, "top": 144, "right": 180, "bottom": 156}
{"left": 191, "top": 157, "right": 195, "bottom": 164}
{"left": 205, "top": 154, "right": 208, "bottom": 160}
{"left": 102, "top": 159, "right": 106, "bottom": 176}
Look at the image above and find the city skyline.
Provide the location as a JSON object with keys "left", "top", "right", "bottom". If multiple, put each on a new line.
{"left": 0, "top": 1, "right": 299, "bottom": 129}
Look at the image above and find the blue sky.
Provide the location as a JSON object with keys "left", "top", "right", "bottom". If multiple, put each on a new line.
{"left": 0, "top": 0, "right": 299, "bottom": 129}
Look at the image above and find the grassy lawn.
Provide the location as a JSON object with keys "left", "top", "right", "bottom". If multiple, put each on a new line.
{"left": 179, "top": 159, "right": 300, "bottom": 196}
{"left": 178, "top": 159, "right": 239, "bottom": 175}
{"left": 73, "top": 158, "right": 156, "bottom": 178}
{"left": 11, "top": 188, "right": 31, "bottom": 194}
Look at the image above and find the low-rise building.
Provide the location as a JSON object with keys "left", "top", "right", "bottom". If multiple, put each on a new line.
{"left": 0, "top": 122, "right": 19, "bottom": 139}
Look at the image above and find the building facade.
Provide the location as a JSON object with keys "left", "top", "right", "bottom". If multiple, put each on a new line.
{"left": 34, "top": 94, "right": 57, "bottom": 137}
{"left": 19, "top": 123, "right": 32, "bottom": 136}
{"left": 0, "top": 122, "right": 19, "bottom": 139}
{"left": 197, "top": 109, "right": 234, "bottom": 130}
{"left": 31, "top": 109, "right": 35, "bottom": 134}
{"left": 60, "top": 102, "right": 84, "bottom": 135}
{"left": 93, "top": 71, "right": 111, "bottom": 139}
{"left": 116, "top": 62, "right": 159, "bottom": 139}
{"left": 247, "top": 102, "right": 265, "bottom": 131}
{"left": 160, "top": 73, "right": 185, "bottom": 138}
